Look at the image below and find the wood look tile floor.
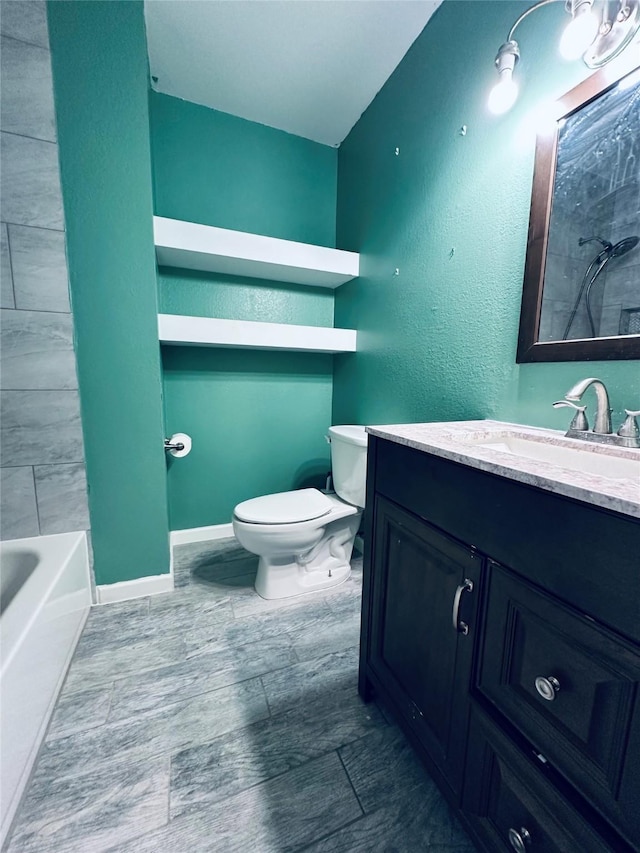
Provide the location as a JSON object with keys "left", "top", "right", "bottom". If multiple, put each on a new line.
{"left": 6, "top": 540, "right": 476, "bottom": 852}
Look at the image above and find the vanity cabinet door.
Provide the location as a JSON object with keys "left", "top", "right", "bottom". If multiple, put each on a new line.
{"left": 463, "top": 706, "right": 622, "bottom": 853}
{"left": 368, "top": 495, "right": 481, "bottom": 797}
{"left": 477, "top": 561, "right": 640, "bottom": 847}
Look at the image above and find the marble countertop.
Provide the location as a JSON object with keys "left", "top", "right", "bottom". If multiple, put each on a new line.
{"left": 366, "top": 420, "right": 640, "bottom": 519}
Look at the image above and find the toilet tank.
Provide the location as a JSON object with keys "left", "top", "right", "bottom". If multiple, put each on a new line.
{"left": 328, "top": 425, "right": 368, "bottom": 508}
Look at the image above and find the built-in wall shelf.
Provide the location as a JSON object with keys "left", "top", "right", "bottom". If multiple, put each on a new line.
{"left": 158, "top": 314, "right": 357, "bottom": 354}
{"left": 154, "top": 217, "right": 359, "bottom": 288}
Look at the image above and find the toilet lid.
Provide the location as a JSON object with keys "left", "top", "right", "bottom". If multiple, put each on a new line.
{"left": 234, "top": 488, "right": 333, "bottom": 524}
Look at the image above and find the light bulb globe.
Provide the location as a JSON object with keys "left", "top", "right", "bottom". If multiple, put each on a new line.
{"left": 488, "top": 75, "right": 518, "bottom": 115}
{"left": 559, "top": 9, "right": 599, "bottom": 60}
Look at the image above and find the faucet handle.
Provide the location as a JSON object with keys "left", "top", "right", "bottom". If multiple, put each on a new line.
{"left": 553, "top": 400, "right": 589, "bottom": 432}
{"left": 617, "top": 409, "right": 640, "bottom": 439}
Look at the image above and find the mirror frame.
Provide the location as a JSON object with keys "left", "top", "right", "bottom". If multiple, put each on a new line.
{"left": 516, "top": 57, "right": 640, "bottom": 363}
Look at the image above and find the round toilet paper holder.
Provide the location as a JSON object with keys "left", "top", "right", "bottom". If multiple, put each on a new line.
{"left": 164, "top": 433, "right": 192, "bottom": 458}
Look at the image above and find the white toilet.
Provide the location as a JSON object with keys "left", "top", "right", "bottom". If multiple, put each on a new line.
{"left": 232, "top": 425, "right": 368, "bottom": 600}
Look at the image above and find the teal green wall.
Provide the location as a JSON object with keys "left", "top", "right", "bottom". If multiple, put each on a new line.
{"left": 333, "top": 0, "right": 639, "bottom": 431}
{"left": 150, "top": 91, "right": 337, "bottom": 246}
{"left": 163, "top": 349, "right": 333, "bottom": 528}
{"left": 150, "top": 93, "right": 339, "bottom": 529}
{"left": 48, "top": 1, "right": 170, "bottom": 583}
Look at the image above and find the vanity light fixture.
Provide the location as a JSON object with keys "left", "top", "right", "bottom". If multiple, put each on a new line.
{"left": 488, "top": 0, "right": 640, "bottom": 114}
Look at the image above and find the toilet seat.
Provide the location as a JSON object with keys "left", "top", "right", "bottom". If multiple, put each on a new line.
{"left": 234, "top": 488, "right": 333, "bottom": 525}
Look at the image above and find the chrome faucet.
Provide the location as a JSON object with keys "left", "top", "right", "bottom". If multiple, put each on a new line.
{"left": 553, "top": 377, "right": 640, "bottom": 448}
{"left": 565, "top": 377, "right": 612, "bottom": 434}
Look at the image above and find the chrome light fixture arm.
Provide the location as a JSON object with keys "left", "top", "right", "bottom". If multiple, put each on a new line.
{"left": 489, "top": 0, "right": 640, "bottom": 113}
{"left": 506, "top": 0, "right": 563, "bottom": 42}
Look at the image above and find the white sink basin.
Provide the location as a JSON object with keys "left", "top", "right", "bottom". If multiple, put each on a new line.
{"left": 472, "top": 434, "right": 640, "bottom": 482}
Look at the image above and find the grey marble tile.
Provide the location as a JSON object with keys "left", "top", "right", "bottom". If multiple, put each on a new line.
{"left": 87, "top": 597, "right": 151, "bottom": 623}
{"left": 229, "top": 574, "right": 345, "bottom": 619}
{"left": 192, "top": 553, "right": 258, "bottom": 587}
{"left": 34, "top": 463, "right": 89, "bottom": 533}
{"left": 261, "top": 647, "right": 360, "bottom": 717}
{"left": 62, "top": 634, "right": 185, "bottom": 693}
{"left": 1, "top": 222, "right": 15, "bottom": 308}
{"left": 0, "top": 35, "right": 56, "bottom": 141}
{"left": 170, "top": 689, "right": 386, "bottom": 819}
{"left": 182, "top": 594, "right": 333, "bottom": 660}
{"left": 287, "top": 603, "right": 361, "bottom": 662}
{"left": 323, "top": 578, "right": 363, "bottom": 620}
{"left": 72, "top": 599, "right": 153, "bottom": 659}
{"left": 192, "top": 570, "right": 259, "bottom": 609}
{"left": 339, "top": 724, "right": 438, "bottom": 814}
{"left": 0, "top": 309, "right": 77, "bottom": 390}
{"left": 148, "top": 587, "right": 235, "bottom": 635}
{"left": 109, "top": 634, "right": 297, "bottom": 723}
{"left": 110, "top": 752, "right": 361, "bottom": 853}
{"left": 171, "top": 536, "right": 257, "bottom": 587}
{"left": 302, "top": 795, "right": 476, "bottom": 853}
{"left": 0, "top": 464, "right": 38, "bottom": 539}
{"left": 0, "top": 1, "right": 49, "bottom": 48}
{"left": 9, "top": 224, "right": 70, "bottom": 312}
{"left": 7, "top": 548, "right": 472, "bottom": 853}
{"left": 175, "top": 550, "right": 258, "bottom": 588}
{"left": 0, "top": 389, "right": 84, "bottom": 466}
{"left": 7, "top": 755, "right": 170, "bottom": 853}
{"left": 47, "top": 685, "right": 113, "bottom": 741}
{"left": 172, "top": 536, "right": 251, "bottom": 575}
{"left": 1, "top": 132, "right": 63, "bottom": 229}
{"left": 35, "top": 678, "right": 269, "bottom": 783}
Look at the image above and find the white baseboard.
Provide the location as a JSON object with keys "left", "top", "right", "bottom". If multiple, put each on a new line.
{"left": 170, "top": 522, "right": 235, "bottom": 547}
{"left": 96, "top": 525, "right": 235, "bottom": 605}
{"left": 96, "top": 572, "right": 174, "bottom": 604}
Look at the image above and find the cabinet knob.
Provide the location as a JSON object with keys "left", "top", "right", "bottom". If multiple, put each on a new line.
{"left": 534, "top": 675, "right": 560, "bottom": 701}
{"left": 508, "top": 827, "right": 532, "bottom": 852}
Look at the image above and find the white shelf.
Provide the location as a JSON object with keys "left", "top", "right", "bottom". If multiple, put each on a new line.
{"left": 158, "top": 314, "right": 357, "bottom": 354}
{"left": 154, "top": 217, "right": 359, "bottom": 288}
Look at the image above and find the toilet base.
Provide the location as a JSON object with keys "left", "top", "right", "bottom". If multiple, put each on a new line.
{"left": 253, "top": 512, "right": 360, "bottom": 600}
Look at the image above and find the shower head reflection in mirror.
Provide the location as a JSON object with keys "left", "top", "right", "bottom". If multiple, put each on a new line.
{"left": 516, "top": 56, "right": 640, "bottom": 363}
{"left": 563, "top": 236, "right": 639, "bottom": 339}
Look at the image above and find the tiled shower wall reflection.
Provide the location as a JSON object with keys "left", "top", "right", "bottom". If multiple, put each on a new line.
{"left": 0, "top": 1, "right": 89, "bottom": 541}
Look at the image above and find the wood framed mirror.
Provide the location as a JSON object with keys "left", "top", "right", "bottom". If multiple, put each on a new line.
{"left": 516, "top": 57, "right": 640, "bottom": 363}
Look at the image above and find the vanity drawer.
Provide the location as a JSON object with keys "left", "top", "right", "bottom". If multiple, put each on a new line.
{"left": 372, "top": 437, "right": 640, "bottom": 644}
{"left": 463, "top": 706, "right": 624, "bottom": 852}
{"left": 477, "top": 561, "right": 640, "bottom": 846}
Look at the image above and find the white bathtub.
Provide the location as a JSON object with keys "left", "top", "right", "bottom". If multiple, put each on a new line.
{"left": 0, "top": 532, "right": 91, "bottom": 843}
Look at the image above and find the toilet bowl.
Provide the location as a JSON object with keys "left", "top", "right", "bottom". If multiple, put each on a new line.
{"left": 232, "top": 425, "right": 368, "bottom": 600}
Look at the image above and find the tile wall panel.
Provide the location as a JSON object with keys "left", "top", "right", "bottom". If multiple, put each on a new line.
{"left": 0, "top": 1, "right": 49, "bottom": 48}
{"left": 0, "top": 133, "right": 64, "bottom": 230}
{"left": 0, "top": 12, "right": 89, "bottom": 543}
{"left": 0, "top": 223, "right": 14, "bottom": 308}
{"left": 34, "top": 463, "right": 90, "bottom": 534}
{"left": 0, "top": 309, "right": 77, "bottom": 390}
{"left": 9, "top": 224, "right": 69, "bottom": 311}
{"left": 0, "top": 466, "right": 39, "bottom": 540}
{"left": 0, "top": 35, "right": 56, "bottom": 141}
{"left": 0, "top": 389, "right": 84, "bottom": 468}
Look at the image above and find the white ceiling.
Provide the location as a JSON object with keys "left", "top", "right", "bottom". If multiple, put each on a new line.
{"left": 144, "top": 0, "right": 441, "bottom": 147}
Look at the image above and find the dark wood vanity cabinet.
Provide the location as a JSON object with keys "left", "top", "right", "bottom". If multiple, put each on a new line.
{"left": 366, "top": 496, "right": 482, "bottom": 796}
{"left": 478, "top": 561, "right": 640, "bottom": 844}
{"left": 359, "top": 435, "right": 640, "bottom": 853}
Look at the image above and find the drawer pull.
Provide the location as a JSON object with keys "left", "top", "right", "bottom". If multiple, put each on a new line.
{"left": 508, "top": 827, "right": 531, "bottom": 852}
{"left": 452, "top": 578, "right": 474, "bottom": 634}
{"left": 534, "top": 675, "right": 560, "bottom": 701}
